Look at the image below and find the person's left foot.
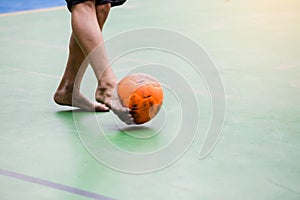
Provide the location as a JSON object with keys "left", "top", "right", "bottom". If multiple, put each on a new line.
{"left": 54, "top": 86, "right": 109, "bottom": 112}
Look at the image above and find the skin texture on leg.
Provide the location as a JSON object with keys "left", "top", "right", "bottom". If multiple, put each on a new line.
{"left": 53, "top": 32, "right": 109, "bottom": 112}
{"left": 96, "top": 3, "right": 111, "bottom": 30}
{"left": 93, "top": 3, "right": 132, "bottom": 123}
{"left": 54, "top": 1, "right": 133, "bottom": 124}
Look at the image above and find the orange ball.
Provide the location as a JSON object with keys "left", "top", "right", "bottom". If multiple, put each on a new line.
{"left": 117, "top": 73, "right": 164, "bottom": 124}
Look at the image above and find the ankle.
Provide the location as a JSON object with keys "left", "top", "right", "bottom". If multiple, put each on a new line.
{"left": 58, "top": 81, "right": 80, "bottom": 93}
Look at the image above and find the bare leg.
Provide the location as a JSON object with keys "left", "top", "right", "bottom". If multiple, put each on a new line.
{"left": 54, "top": 1, "right": 133, "bottom": 124}
{"left": 94, "top": 3, "right": 132, "bottom": 122}
{"left": 54, "top": 2, "right": 111, "bottom": 112}
{"left": 96, "top": 3, "right": 111, "bottom": 30}
{"left": 54, "top": 33, "right": 109, "bottom": 112}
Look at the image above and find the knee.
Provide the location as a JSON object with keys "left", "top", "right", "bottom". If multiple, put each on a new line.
{"left": 96, "top": 3, "right": 111, "bottom": 16}
{"left": 72, "top": 0, "right": 95, "bottom": 13}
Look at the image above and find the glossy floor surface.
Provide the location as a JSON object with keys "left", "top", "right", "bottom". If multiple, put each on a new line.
{"left": 0, "top": 0, "right": 300, "bottom": 199}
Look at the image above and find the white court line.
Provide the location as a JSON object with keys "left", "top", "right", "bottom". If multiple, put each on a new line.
{"left": 0, "top": 6, "right": 65, "bottom": 17}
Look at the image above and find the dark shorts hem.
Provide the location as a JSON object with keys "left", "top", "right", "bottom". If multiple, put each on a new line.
{"left": 65, "top": 0, "right": 127, "bottom": 12}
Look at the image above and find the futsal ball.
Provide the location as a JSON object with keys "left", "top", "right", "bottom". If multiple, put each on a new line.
{"left": 117, "top": 73, "right": 164, "bottom": 124}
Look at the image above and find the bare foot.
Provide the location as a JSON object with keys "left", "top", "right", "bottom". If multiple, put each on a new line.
{"left": 54, "top": 88, "right": 109, "bottom": 112}
{"left": 95, "top": 80, "right": 134, "bottom": 125}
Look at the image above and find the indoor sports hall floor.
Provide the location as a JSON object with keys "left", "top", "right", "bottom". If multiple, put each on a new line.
{"left": 1, "top": 0, "right": 300, "bottom": 199}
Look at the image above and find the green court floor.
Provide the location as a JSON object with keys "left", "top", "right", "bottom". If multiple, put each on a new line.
{"left": 1, "top": 0, "right": 300, "bottom": 199}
